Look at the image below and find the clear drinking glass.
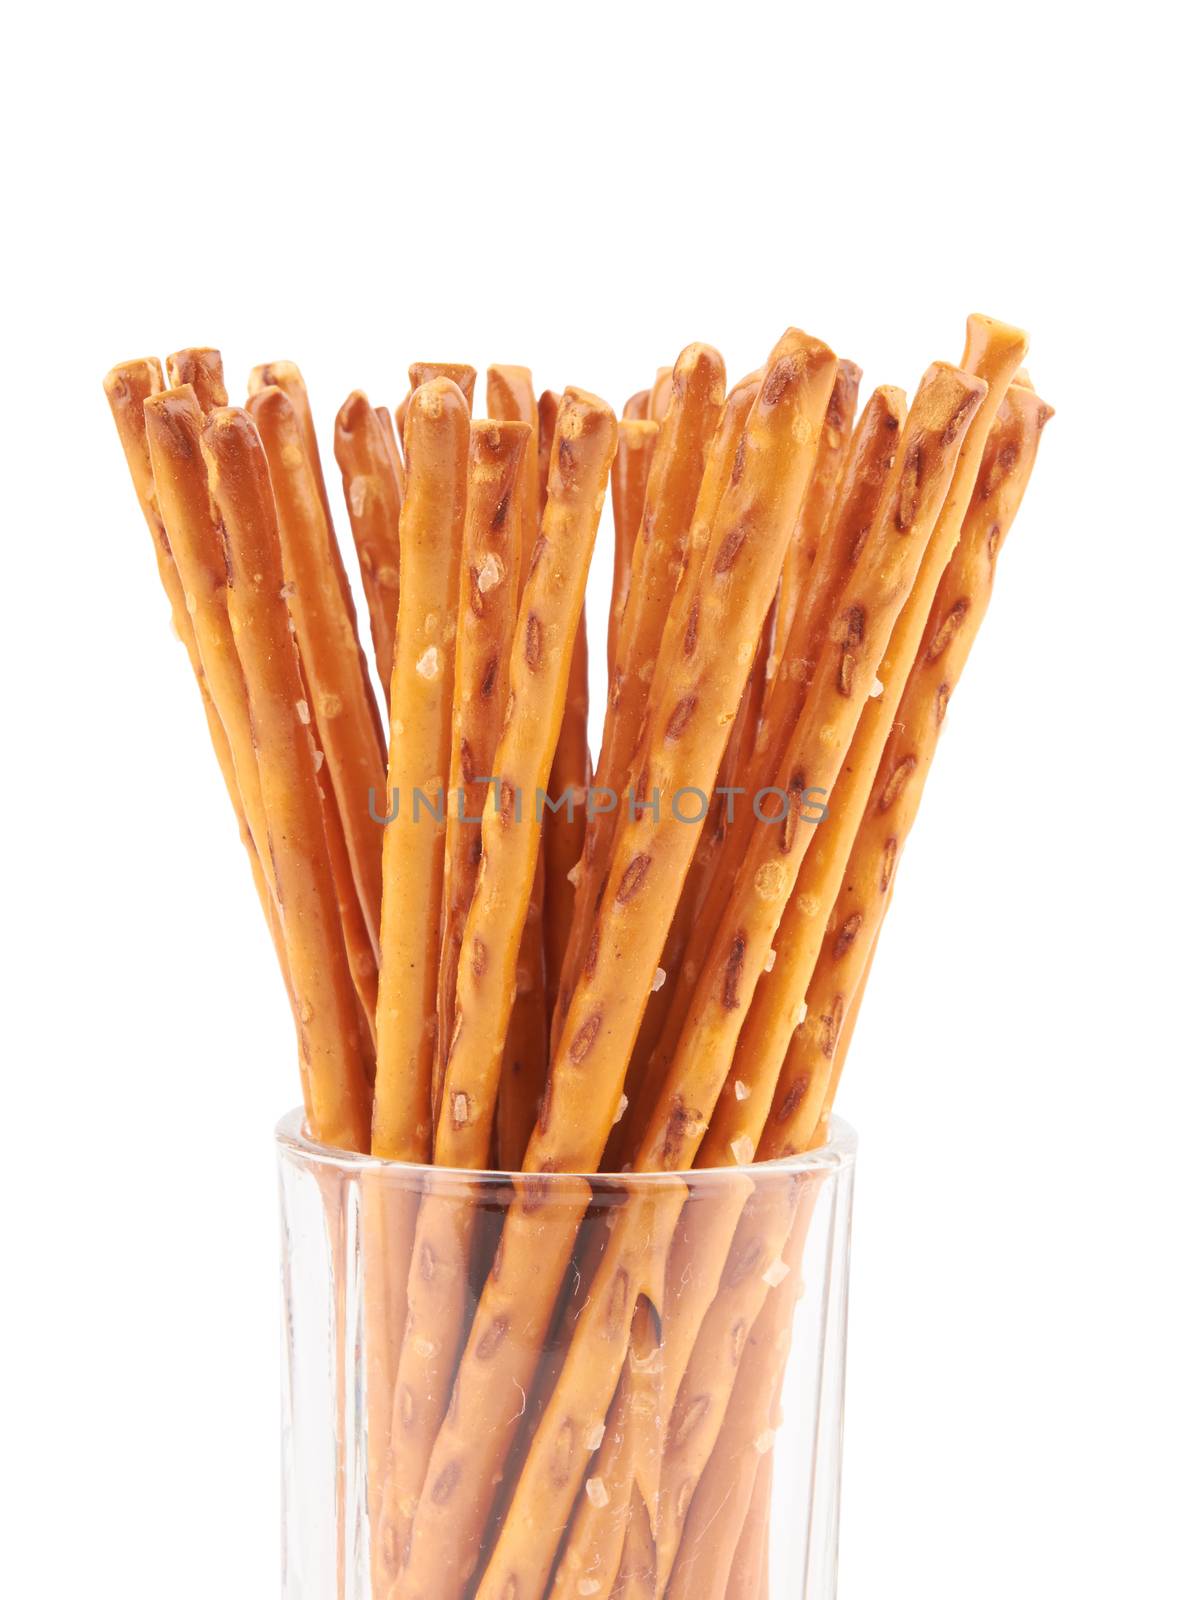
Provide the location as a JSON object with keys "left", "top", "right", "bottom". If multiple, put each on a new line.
{"left": 276, "top": 1108, "right": 856, "bottom": 1600}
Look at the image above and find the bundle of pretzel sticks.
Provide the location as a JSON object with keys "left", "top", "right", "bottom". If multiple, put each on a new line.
{"left": 105, "top": 316, "right": 1050, "bottom": 1598}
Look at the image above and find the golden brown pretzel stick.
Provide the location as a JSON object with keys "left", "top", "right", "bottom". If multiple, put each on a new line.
{"left": 635, "top": 384, "right": 908, "bottom": 1116}
{"left": 454, "top": 335, "right": 835, "bottom": 1600}
{"left": 648, "top": 364, "right": 674, "bottom": 422}
{"left": 622, "top": 387, "right": 651, "bottom": 421}
{"left": 375, "top": 404, "right": 407, "bottom": 498}
{"left": 548, "top": 1352, "right": 636, "bottom": 1600}
{"left": 605, "top": 377, "right": 765, "bottom": 1163}
{"left": 247, "top": 360, "right": 381, "bottom": 745}
{"left": 760, "top": 377, "right": 1050, "bottom": 1157}
{"left": 663, "top": 1193, "right": 814, "bottom": 1600}
{"left": 723, "top": 1452, "right": 772, "bottom": 1600}
{"left": 536, "top": 388, "right": 563, "bottom": 510}
{"left": 106, "top": 361, "right": 288, "bottom": 980}
{"left": 543, "top": 607, "right": 591, "bottom": 1022}
{"left": 654, "top": 1185, "right": 800, "bottom": 1589}
{"left": 247, "top": 386, "right": 386, "bottom": 1011}
{"left": 536, "top": 328, "right": 837, "bottom": 1177}
{"left": 554, "top": 343, "right": 726, "bottom": 1039}
{"left": 165, "top": 346, "right": 228, "bottom": 411}
{"left": 437, "top": 389, "right": 617, "bottom": 1168}
{"left": 474, "top": 1183, "right": 686, "bottom": 1600}
{"left": 334, "top": 391, "right": 403, "bottom": 688}
{"left": 632, "top": 359, "right": 989, "bottom": 1179}
{"left": 142, "top": 388, "right": 279, "bottom": 907}
{"left": 435, "top": 419, "right": 531, "bottom": 1123}
{"left": 770, "top": 359, "right": 861, "bottom": 669}
{"left": 697, "top": 320, "right": 1026, "bottom": 1163}
{"left": 377, "top": 396, "right": 615, "bottom": 1585}
{"left": 485, "top": 368, "right": 565, "bottom": 1151}
{"left": 408, "top": 361, "right": 477, "bottom": 413}
{"left": 608, "top": 418, "right": 660, "bottom": 675}
{"left": 372, "top": 378, "right": 469, "bottom": 1161}
{"left": 200, "top": 407, "right": 371, "bottom": 1150}
{"left": 612, "top": 1486, "right": 657, "bottom": 1598}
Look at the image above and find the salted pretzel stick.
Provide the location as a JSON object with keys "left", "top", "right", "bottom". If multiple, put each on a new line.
{"left": 536, "top": 388, "right": 563, "bottom": 509}
{"left": 543, "top": 609, "right": 591, "bottom": 1018}
{"left": 663, "top": 1194, "right": 814, "bottom": 1600}
{"left": 375, "top": 404, "right": 407, "bottom": 497}
{"left": 554, "top": 343, "right": 726, "bottom": 1039}
{"left": 635, "top": 384, "right": 909, "bottom": 1118}
{"left": 648, "top": 365, "right": 674, "bottom": 422}
{"left": 334, "top": 391, "right": 403, "bottom": 687}
{"left": 409, "top": 361, "right": 476, "bottom": 413}
{"left": 246, "top": 360, "right": 382, "bottom": 745}
{"left": 142, "top": 388, "right": 279, "bottom": 909}
{"left": 548, "top": 1356, "right": 636, "bottom": 1600}
{"left": 632, "top": 359, "right": 989, "bottom": 1181}
{"left": 760, "top": 377, "right": 1050, "bottom": 1158}
{"left": 106, "top": 361, "right": 289, "bottom": 980}
{"left": 724, "top": 1452, "right": 772, "bottom": 1600}
{"left": 697, "top": 320, "right": 1026, "bottom": 1163}
{"left": 165, "top": 346, "right": 228, "bottom": 411}
{"left": 623, "top": 388, "right": 650, "bottom": 421}
{"left": 474, "top": 1183, "right": 686, "bottom": 1600}
{"left": 372, "top": 378, "right": 469, "bottom": 1161}
{"left": 537, "top": 328, "right": 837, "bottom": 1177}
{"left": 608, "top": 418, "right": 659, "bottom": 675}
{"left": 606, "top": 377, "right": 765, "bottom": 1161}
{"left": 200, "top": 407, "right": 371, "bottom": 1150}
{"left": 612, "top": 1487, "right": 657, "bottom": 1598}
{"left": 375, "top": 394, "right": 616, "bottom": 1587}
{"left": 435, "top": 419, "right": 531, "bottom": 1122}
{"left": 483, "top": 369, "right": 557, "bottom": 1164}
{"left": 439, "top": 334, "right": 834, "bottom": 1600}
{"left": 438, "top": 389, "right": 616, "bottom": 1167}
{"left": 770, "top": 360, "right": 861, "bottom": 670}
{"left": 248, "top": 387, "right": 386, "bottom": 1003}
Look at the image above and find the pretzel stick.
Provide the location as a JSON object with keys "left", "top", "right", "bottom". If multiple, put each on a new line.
{"left": 537, "top": 327, "right": 837, "bottom": 1178}
{"left": 438, "top": 388, "right": 616, "bottom": 1168}
{"left": 693, "top": 320, "right": 1026, "bottom": 1164}
{"left": 435, "top": 419, "right": 531, "bottom": 1124}
{"left": 607, "top": 376, "right": 764, "bottom": 1162}
{"left": 554, "top": 343, "right": 727, "bottom": 1040}
{"left": 452, "top": 333, "right": 835, "bottom": 1600}
{"left": 612, "top": 1486, "right": 657, "bottom": 1598}
{"left": 632, "top": 359, "right": 990, "bottom": 1181}
{"left": 104, "top": 360, "right": 287, "bottom": 974}
{"left": 648, "top": 365, "right": 674, "bottom": 422}
{"left": 634, "top": 383, "right": 909, "bottom": 1119}
{"left": 246, "top": 360, "right": 382, "bottom": 750}
{"left": 760, "top": 376, "right": 1050, "bottom": 1158}
{"left": 141, "top": 388, "right": 279, "bottom": 915}
{"left": 334, "top": 391, "right": 403, "bottom": 688}
{"left": 548, "top": 1353, "right": 636, "bottom": 1600}
{"left": 483, "top": 370, "right": 556, "bottom": 1166}
{"left": 622, "top": 388, "right": 650, "bottom": 421}
{"left": 408, "top": 361, "right": 477, "bottom": 413}
{"left": 372, "top": 378, "right": 469, "bottom": 1161}
{"left": 495, "top": 382, "right": 558, "bottom": 1164}
{"left": 200, "top": 406, "right": 371, "bottom": 1150}
{"left": 376, "top": 393, "right": 616, "bottom": 1588}
{"left": 375, "top": 404, "right": 407, "bottom": 498}
{"left": 723, "top": 1453, "right": 772, "bottom": 1600}
{"left": 247, "top": 386, "right": 386, "bottom": 1022}
{"left": 608, "top": 418, "right": 660, "bottom": 675}
{"left": 474, "top": 1184, "right": 687, "bottom": 1600}
{"left": 653, "top": 1184, "right": 801, "bottom": 1589}
{"left": 769, "top": 359, "right": 861, "bottom": 671}
{"left": 663, "top": 1192, "right": 814, "bottom": 1600}
{"left": 165, "top": 346, "right": 228, "bottom": 411}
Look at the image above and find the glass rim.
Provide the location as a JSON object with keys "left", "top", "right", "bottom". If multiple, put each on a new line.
{"left": 274, "top": 1105, "right": 857, "bottom": 1185}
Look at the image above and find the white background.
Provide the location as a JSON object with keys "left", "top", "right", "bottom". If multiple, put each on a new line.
{"left": 3, "top": 3, "right": 1186, "bottom": 1595}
